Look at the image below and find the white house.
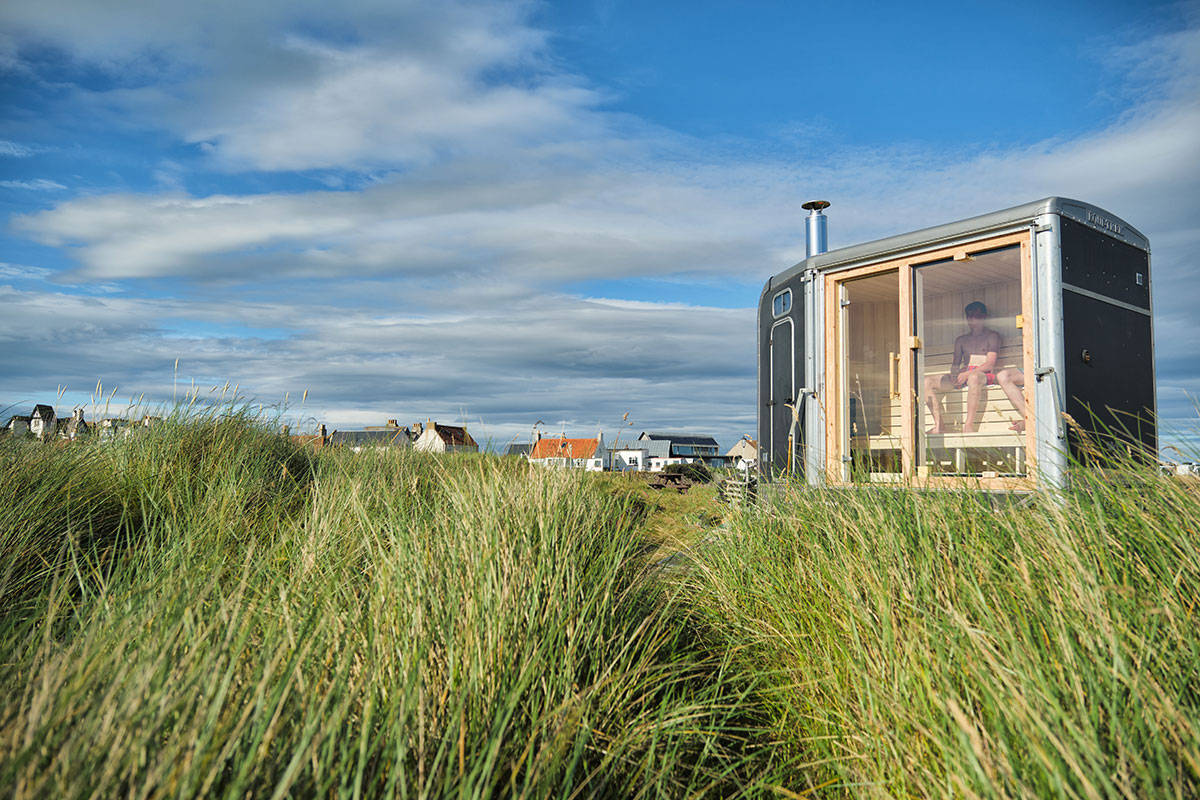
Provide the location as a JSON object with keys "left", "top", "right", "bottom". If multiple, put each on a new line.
{"left": 59, "top": 408, "right": 88, "bottom": 440}
{"left": 4, "top": 415, "right": 31, "bottom": 437}
{"left": 638, "top": 431, "right": 725, "bottom": 469}
{"left": 329, "top": 424, "right": 412, "bottom": 452}
{"left": 725, "top": 436, "right": 758, "bottom": 470}
{"left": 528, "top": 435, "right": 608, "bottom": 471}
{"left": 413, "top": 421, "right": 479, "bottom": 454}
{"left": 610, "top": 448, "right": 649, "bottom": 472}
{"left": 98, "top": 418, "right": 132, "bottom": 439}
{"left": 28, "top": 404, "right": 55, "bottom": 439}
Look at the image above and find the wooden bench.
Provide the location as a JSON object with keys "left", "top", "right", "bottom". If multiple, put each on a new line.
{"left": 648, "top": 473, "right": 693, "bottom": 493}
{"left": 857, "top": 342, "right": 1027, "bottom": 474}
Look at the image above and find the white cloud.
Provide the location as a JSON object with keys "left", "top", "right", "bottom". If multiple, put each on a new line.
{"left": 2, "top": 3, "right": 1198, "bottom": 452}
{"left": 0, "top": 262, "right": 53, "bottom": 280}
{"left": 178, "top": 41, "right": 602, "bottom": 172}
{"left": 3, "top": 0, "right": 604, "bottom": 172}
{"left": 0, "top": 140, "right": 35, "bottom": 157}
{"left": 0, "top": 283, "right": 756, "bottom": 445}
{"left": 0, "top": 178, "right": 66, "bottom": 190}
{"left": 11, "top": 164, "right": 786, "bottom": 284}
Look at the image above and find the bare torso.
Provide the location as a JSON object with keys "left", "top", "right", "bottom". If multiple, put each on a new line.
{"left": 952, "top": 328, "right": 1002, "bottom": 375}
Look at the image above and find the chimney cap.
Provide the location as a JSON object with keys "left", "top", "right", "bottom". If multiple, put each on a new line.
{"left": 802, "top": 200, "right": 830, "bottom": 212}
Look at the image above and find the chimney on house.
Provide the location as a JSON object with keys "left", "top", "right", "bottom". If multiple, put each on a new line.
{"left": 386, "top": 419, "right": 397, "bottom": 427}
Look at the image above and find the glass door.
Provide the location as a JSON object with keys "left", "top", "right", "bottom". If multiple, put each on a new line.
{"left": 836, "top": 269, "right": 903, "bottom": 483}
{"left": 914, "top": 245, "right": 1028, "bottom": 477}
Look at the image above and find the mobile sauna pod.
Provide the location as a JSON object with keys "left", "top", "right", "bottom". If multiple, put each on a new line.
{"left": 757, "top": 197, "right": 1155, "bottom": 491}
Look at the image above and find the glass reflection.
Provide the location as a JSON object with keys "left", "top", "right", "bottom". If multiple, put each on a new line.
{"left": 843, "top": 271, "right": 901, "bottom": 481}
{"left": 916, "top": 246, "right": 1027, "bottom": 476}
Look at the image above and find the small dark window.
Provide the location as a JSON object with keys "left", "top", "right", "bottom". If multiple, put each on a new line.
{"left": 773, "top": 289, "right": 792, "bottom": 317}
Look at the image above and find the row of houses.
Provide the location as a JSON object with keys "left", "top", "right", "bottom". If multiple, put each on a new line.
{"left": 511, "top": 431, "right": 758, "bottom": 472}
{"left": 3, "top": 404, "right": 759, "bottom": 472}
{"left": 292, "top": 419, "right": 479, "bottom": 454}
{"left": 2, "top": 404, "right": 158, "bottom": 441}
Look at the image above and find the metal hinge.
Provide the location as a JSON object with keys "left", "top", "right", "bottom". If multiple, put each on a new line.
{"left": 840, "top": 299, "right": 851, "bottom": 308}
{"left": 1034, "top": 366, "right": 1055, "bottom": 383}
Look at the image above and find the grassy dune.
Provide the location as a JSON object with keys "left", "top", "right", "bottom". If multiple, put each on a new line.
{"left": 0, "top": 416, "right": 766, "bottom": 798}
{"left": 1, "top": 413, "right": 1197, "bottom": 797}
{"left": 685, "top": 472, "right": 1200, "bottom": 797}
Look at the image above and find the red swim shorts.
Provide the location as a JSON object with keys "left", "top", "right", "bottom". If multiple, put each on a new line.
{"left": 966, "top": 366, "right": 997, "bottom": 385}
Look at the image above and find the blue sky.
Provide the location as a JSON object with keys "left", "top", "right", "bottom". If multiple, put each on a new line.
{"left": 1, "top": 0, "right": 1198, "bottom": 454}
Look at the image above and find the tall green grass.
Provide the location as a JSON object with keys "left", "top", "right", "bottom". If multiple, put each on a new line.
{"left": 685, "top": 467, "right": 1200, "bottom": 797}
{"left": 3, "top": 412, "right": 1197, "bottom": 797}
{"left": 0, "top": 414, "right": 768, "bottom": 799}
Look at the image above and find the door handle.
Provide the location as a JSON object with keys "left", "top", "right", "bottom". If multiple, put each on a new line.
{"left": 889, "top": 352, "right": 900, "bottom": 398}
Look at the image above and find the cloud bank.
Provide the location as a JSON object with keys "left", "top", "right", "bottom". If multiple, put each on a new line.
{"left": 2, "top": 1, "right": 1198, "bottom": 450}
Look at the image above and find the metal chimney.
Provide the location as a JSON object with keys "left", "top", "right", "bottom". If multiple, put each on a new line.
{"left": 802, "top": 200, "right": 830, "bottom": 258}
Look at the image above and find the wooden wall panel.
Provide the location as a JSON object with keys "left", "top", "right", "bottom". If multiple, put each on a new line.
{"left": 846, "top": 298, "right": 899, "bottom": 436}
{"left": 921, "top": 280, "right": 1021, "bottom": 364}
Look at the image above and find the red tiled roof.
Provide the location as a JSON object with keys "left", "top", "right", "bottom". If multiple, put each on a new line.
{"left": 529, "top": 437, "right": 598, "bottom": 459}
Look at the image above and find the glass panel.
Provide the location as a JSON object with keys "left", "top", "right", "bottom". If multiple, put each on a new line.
{"left": 916, "top": 245, "right": 1026, "bottom": 476}
{"left": 773, "top": 290, "right": 791, "bottom": 317}
{"left": 843, "top": 271, "right": 901, "bottom": 482}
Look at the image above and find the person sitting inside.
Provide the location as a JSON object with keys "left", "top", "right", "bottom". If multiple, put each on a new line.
{"left": 924, "top": 301, "right": 1025, "bottom": 434}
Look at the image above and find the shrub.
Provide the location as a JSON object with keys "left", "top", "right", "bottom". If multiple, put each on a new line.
{"left": 662, "top": 462, "right": 713, "bottom": 483}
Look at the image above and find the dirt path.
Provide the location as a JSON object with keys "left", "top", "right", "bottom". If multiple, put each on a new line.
{"left": 593, "top": 472, "right": 727, "bottom": 553}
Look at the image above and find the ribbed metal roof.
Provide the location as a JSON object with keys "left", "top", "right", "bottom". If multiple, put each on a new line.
{"left": 766, "top": 197, "right": 1149, "bottom": 291}
{"left": 639, "top": 431, "right": 720, "bottom": 447}
{"left": 641, "top": 440, "right": 670, "bottom": 458}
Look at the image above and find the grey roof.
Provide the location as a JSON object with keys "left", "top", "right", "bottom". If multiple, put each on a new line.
{"left": 766, "top": 197, "right": 1150, "bottom": 292}
{"left": 639, "top": 431, "right": 721, "bottom": 448}
{"left": 505, "top": 443, "right": 533, "bottom": 456}
{"left": 641, "top": 440, "right": 670, "bottom": 458}
{"left": 330, "top": 430, "right": 411, "bottom": 446}
{"left": 31, "top": 404, "right": 55, "bottom": 421}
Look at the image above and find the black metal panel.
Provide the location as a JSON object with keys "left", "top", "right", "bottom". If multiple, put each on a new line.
{"left": 1062, "top": 290, "right": 1156, "bottom": 463}
{"left": 770, "top": 318, "right": 795, "bottom": 470}
{"left": 757, "top": 277, "right": 803, "bottom": 474}
{"left": 1060, "top": 217, "right": 1151, "bottom": 310}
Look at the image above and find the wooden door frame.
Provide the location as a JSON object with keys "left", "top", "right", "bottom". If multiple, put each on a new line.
{"left": 824, "top": 261, "right": 908, "bottom": 484}
{"left": 823, "top": 230, "right": 1036, "bottom": 490}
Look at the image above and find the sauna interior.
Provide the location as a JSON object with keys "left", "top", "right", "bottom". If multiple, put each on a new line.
{"left": 843, "top": 244, "right": 1025, "bottom": 479}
